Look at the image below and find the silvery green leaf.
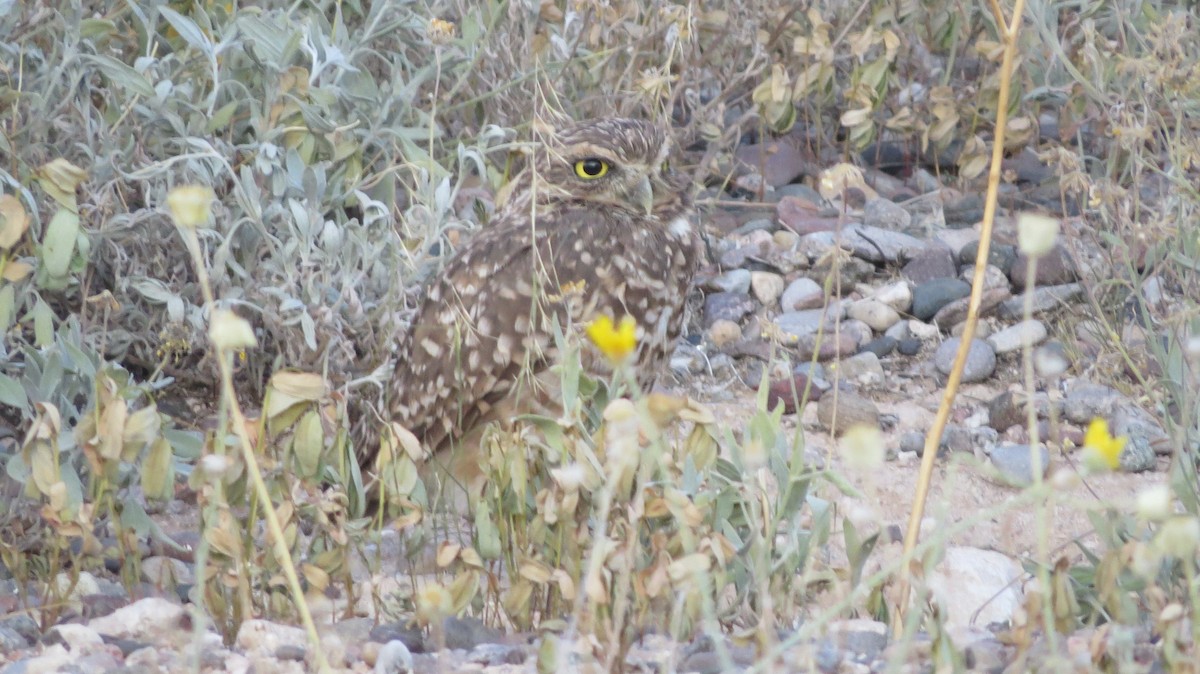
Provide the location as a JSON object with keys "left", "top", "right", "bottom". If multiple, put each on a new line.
{"left": 0, "top": 284, "right": 14, "bottom": 332}
{"left": 159, "top": 6, "right": 213, "bottom": 57}
{"left": 79, "top": 55, "right": 157, "bottom": 98}
{"left": 31, "top": 298, "right": 53, "bottom": 347}
{"left": 0, "top": 372, "right": 27, "bottom": 412}
{"left": 300, "top": 312, "right": 316, "bottom": 350}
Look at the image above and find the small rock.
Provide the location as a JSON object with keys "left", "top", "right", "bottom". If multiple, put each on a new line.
{"left": 902, "top": 246, "right": 958, "bottom": 284}
{"left": 236, "top": 620, "right": 306, "bottom": 656}
{"left": 773, "top": 308, "right": 834, "bottom": 341}
{"left": 750, "top": 271, "right": 785, "bottom": 307}
{"left": 0, "top": 625, "right": 28, "bottom": 652}
{"left": 964, "top": 636, "right": 1012, "bottom": 671}
{"left": 986, "top": 319, "right": 1048, "bottom": 354}
{"left": 942, "top": 425, "right": 974, "bottom": 453}
{"left": 988, "top": 390, "right": 1033, "bottom": 432}
{"left": 862, "top": 198, "right": 912, "bottom": 231}
{"left": 1062, "top": 383, "right": 1124, "bottom": 423}
{"left": 773, "top": 229, "right": 799, "bottom": 249}
{"left": 959, "top": 241, "right": 1017, "bottom": 274}
{"left": 705, "top": 269, "right": 752, "bottom": 294}
{"left": 670, "top": 342, "right": 708, "bottom": 376}
{"left": 767, "top": 374, "right": 819, "bottom": 414}
{"left": 778, "top": 198, "right": 841, "bottom": 236}
{"left": 780, "top": 277, "right": 824, "bottom": 311}
{"left": 817, "top": 391, "right": 881, "bottom": 435}
{"left": 1112, "top": 430, "right": 1157, "bottom": 472}
{"left": 932, "top": 228, "right": 978, "bottom": 257}
{"left": 884, "top": 320, "right": 911, "bottom": 341}
{"left": 1034, "top": 341, "right": 1071, "bottom": 377}
{"left": 1010, "top": 244, "right": 1078, "bottom": 291}
{"left": 871, "top": 281, "right": 913, "bottom": 313}
{"left": 987, "top": 443, "right": 1050, "bottom": 485}
{"left": 442, "top": 616, "right": 503, "bottom": 650}
{"left": 826, "top": 619, "right": 888, "bottom": 661}
{"left": 142, "top": 556, "right": 194, "bottom": 587}
{"left": 861, "top": 336, "right": 897, "bottom": 358}
{"left": 45, "top": 624, "right": 103, "bottom": 651}
{"left": 899, "top": 431, "right": 925, "bottom": 454}
{"left": 911, "top": 278, "right": 971, "bottom": 321}
{"left": 837, "top": 351, "right": 885, "bottom": 385}
{"left": 897, "top": 338, "right": 923, "bottom": 356}
{"left": 735, "top": 140, "right": 809, "bottom": 187}
{"left": 934, "top": 338, "right": 996, "bottom": 382}
{"left": 951, "top": 319, "right": 991, "bottom": 339}
{"left": 468, "top": 643, "right": 528, "bottom": 667}
{"left": 730, "top": 218, "right": 777, "bottom": 236}
{"left": 794, "top": 361, "right": 826, "bottom": 381}
{"left": 276, "top": 644, "right": 307, "bottom": 661}
{"left": 943, "top": 194, "right": 986, "bottom": 228}
{"left": 375, "top": 640, "right": 414, "bottom": 674}
{"left": 796, "top": 332, "right": 859, "bottom": 361}
{"left": 907, "top": 320, "right": 940, "bottom": 340}
{"left": 703, "top": 291, "right": 756, "bottom": 328}
{"left": 719, "top": 242, "right": 769, "bottom": 269}
{"left": 776, "top": 183, "right": 823, "bottom": 202}
{"left": 959, "top": 263, "right": 1011, "bottom": 291}
{"left": 847, "top": 299, "right": 901, "bottom": 332}
{"left": 933, "top": 287, "right": 1011, "bottom": 327}
{"left": 840, "top": 319, "right": 875, "bottom": 348}
{"left": 1113, "top": 405, "right": 1170, "bottom": 461}
{"left": 88, "top": 597, "right": 188, "bottom": 648}
{"left": 708, "top": 319, "right": 742, "bottom": 348}
{"left": 926, "top": 547, "right": 1024, "bottom": 631}
{"left": 999, "top": 283, "right": 1083, "bottom": 318}
{"left": 798, "top": 225, "right": 927, "bottom": 265}
{"left": 369, "top": 624, "right": 424, "bottom": 652}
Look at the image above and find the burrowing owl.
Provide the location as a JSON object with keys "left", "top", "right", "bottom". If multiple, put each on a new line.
{"left": 360, "top": 118, "right": 699, "bottom": 500}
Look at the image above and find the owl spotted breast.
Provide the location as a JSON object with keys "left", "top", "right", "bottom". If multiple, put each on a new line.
{"left": 360, "top": 118, "right": 700, "bottom": 500}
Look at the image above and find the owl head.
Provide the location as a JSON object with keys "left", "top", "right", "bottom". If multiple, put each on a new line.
{"left": 528, "top": 118, "right": 688, "bottom": 219}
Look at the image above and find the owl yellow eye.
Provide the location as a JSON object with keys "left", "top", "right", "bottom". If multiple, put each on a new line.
{"left": 574, "top": 158, "right": 609, "bottom": 179}
{"left": 660, "top": 159, "right": 671, "bottom": 173}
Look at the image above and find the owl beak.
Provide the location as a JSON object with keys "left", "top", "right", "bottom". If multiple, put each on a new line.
{"left": 629, "top": 175, "right": 654, "bottom": 215}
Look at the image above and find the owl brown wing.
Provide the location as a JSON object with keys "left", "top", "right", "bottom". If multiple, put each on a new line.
{"left": 387, "top": 217, "right": 545, "bottom": 454}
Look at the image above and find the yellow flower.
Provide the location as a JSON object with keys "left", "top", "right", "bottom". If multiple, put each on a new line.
{"left": 166, "top": 185, "right": 215, "bottom": 228}
{"left": 428, "top": 18, "right": 456, "bottom": 45}
{"left": 586, "top": 315, "right": 637, "bottom": 363}
{"left": 1081, "top": 417, "right": 1126, "bottom": 471}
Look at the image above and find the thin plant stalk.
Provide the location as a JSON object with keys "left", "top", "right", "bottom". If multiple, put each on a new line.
{"left": 894, "top": 0, "right": 1029, "bottom": 635}
{"left": 177, "top": 223, "right": 331, "bottom": 674}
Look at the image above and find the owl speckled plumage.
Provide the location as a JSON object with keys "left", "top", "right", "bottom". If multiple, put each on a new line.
{"left": 360, "top": 118, "right": 700, "bottom": 498}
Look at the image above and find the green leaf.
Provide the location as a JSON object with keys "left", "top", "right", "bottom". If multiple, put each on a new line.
{"left": 80, "top": 18, "right": 117, "bottom": 40}
{"left": 79, "top": 54, "right": 156, "bottom": 99}
{"left": 206, "top": 100, "right": 239, "bottom": 133}
{"left": 159, "top": 6, "right": 212, "bottom": 55}
{"left": 142, "top": 438, "right": 175, "bottom": 501}
{"left": 41, "top": 209, "right": 80, "bottom": 279}
{"left": 0, "top": 372, "right": 27, "bottom": 412}
{"left": 292, "top": 409, "right": 323, "bottom": 478}
{"left": 474, "top": 500, "right": 501, "bottom": 560}
{"left": 0, "top": 284, "right": 15, "bottom": 332}
{"left": 31, "top": 299, "right": 53, "bottom": 347}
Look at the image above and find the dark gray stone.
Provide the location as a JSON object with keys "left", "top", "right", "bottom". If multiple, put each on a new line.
{"left": 911, "top": 278, "right": 971, "bottom": 321}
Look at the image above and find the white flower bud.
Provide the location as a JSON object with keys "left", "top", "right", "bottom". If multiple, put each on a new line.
{"left": 1016, "top": 212, "right": 1060, "bottom": 258}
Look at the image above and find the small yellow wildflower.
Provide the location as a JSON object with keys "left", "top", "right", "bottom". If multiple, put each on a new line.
{"left": 166, "top": 185, "right": 215, "bottom": 228}
{"left": 586, "top": 315, "right": 637, "bottom": 363}
{"left": 1081, "top": 417, "right": 1126, "bottom": 471}
{"left": 428, "top": 18, "right": 456, "bottom": 45}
